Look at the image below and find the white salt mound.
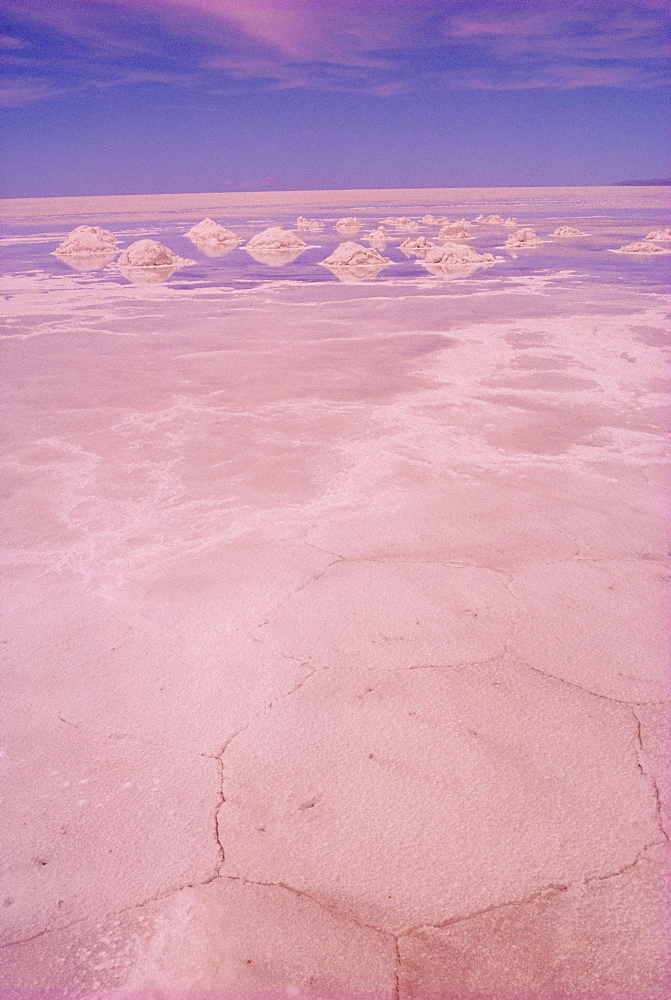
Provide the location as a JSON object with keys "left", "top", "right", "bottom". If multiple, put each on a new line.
{"left": 617, "top": 241, "right": 666, "bottom": 254}
{"left": 438, "top": 224, "right": 470, "bottom": 241}
{"left": 335, "top": 217, "right": 360, "bottom": 232}
{"left": 422, "top": 215, "right": 437, "bottom": 225}
{"left": 365, "top": 227, "right": 388, "bottom": 241}
{"left": 644, "top": 228, "right": 671, "bottom": 242}
{"left": 379, "top": 217, "right": 397, "bottom": 226}
{"left": 476, "top": 214, "right": 505, "bottom": 225}
{"left": 246, "top": 227, "right": 308, "bottom": 250}
{"left": 117, "top": 239, "right": 194, "bottom": 268}
{"left": 53, "top": 225, "right": 118, "bottom": 256}
{"left": 423, "top": 243, "right": 494, "bottom": 267}
{"left": 320, "top": 242, "right": 391, "bottom": 267}
{"left": 296, "top": 217, "right": 323, "bottom": 231}
{"left": 553, "top": 226, "right": 587, "bottom": 237}
{"left": 435, "top": 217, "right": 450, "bottom": 225}
{"left": 400, "top": 236, "right": 435, "bottom": 251}
{"left": 186, "top": 219, "right": 239, "bottom": 244}
{"left": 394, "top": 217, "right": 419, "bottom": 230}
{"left": 503, "top": 217, "right": 519, "bottom": 227}
{"left": 506, "top": 228, "right": 540, "bottom": 248}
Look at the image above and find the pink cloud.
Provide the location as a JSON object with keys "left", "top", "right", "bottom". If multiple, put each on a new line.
{"left": 2, "top": 0, "right": 669, "bottom": 103}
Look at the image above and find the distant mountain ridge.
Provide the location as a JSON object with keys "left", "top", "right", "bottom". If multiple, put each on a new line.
{"left": 614, "top": 179, "right": 671, "bottom": 186}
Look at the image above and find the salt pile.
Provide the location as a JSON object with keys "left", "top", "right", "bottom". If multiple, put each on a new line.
{"left": 553, "top": 226, "right": 588, "bottom": 237}
{"left": 438, "top": 223, "right": 470, "bottom": 241}
{"left": 422, "top": 215, "right": 437, "bottom": 225}
{"left": 335, "top": 217, "right": 360, "bottom": 232}
{"left": 400, "top": 235, "right": 435, "bottom": 252}
{"left": 320, "top": 242, "right": 391, "bottom": 268}
{"left": 503, "top": 217, "right": 519, "bottom": 227}
{"left": 365, "top": 227, "right": 388, "bottom": 243}
{"left": 296, "top": 217, "right": 323, "bottom": 231}
{"left": 393, "top": 217, "right": 419, "bottom": 230}
{"left": 476, "top": 214, "right": 505, "bottom": 225}
{"left": 422, "top": 243, "right": 495, "bottom": 268}
{"left": 644, "top": 228, "right": 671, "bottom": 241}
{"left": 319, "top": 242, "right": 392, "bottom": 282}
{"left": 53, "top": 225, "right": 118, "bottom": 256}
{"left": 246, "top": 227, "right": 308, "bottom": 250}
{"left": 380, "top": 217, "right": 397, "bottom": 226}
{"left": 117, "top": 239, "right": 194, "bottom": 268}
{"left": 435, "top": 216, "right": 450, "bottom": 225}
{"left": 506, "top": 228, "right": 540, "bottom": 248}
{"left": 615, "top": 241, "right": 667, "bottom": 254}
{"left": 185, "top": 219, "right": 239, "bottom": 245}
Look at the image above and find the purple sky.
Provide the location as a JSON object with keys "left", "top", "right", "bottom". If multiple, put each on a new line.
{"left": 1, "top": 0, "right": 669, "bottom": 196}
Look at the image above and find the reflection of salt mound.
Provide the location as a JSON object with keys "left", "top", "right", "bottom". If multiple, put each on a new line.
{"left": 246, "top": 227, "right": 308, "bottom": 250}
{"left": 476, "top": 214, "right": 505, "bottom": 225}
{"left": 325, "top": 264, "right": 389, "bottom": 283}
{"left": 400, "top": 235, "right": 435, "bottom": 254}
{"left": 506, "top": 228, "right": 539, "bottom": 248}
{"left": 335, "top": 217, "right": 360, "bottom": 233}
{"left": 186, "top": 218, "right": 239, "bottom": 246}
{"left": 320, "top": 242, "right": 391, "bottom": 268}
{"left": 422, "top": 263, "right": 482, "bottom": 281}
{"left": 53, "top": 225, "right": 118, "bottom": 256}
{"left": 117, "top": 239, "right": 195, "bottom": 268}
{"left": 295, "top": 217, "right": 323, "bottom": 231}
{"left": 58, "top": 251, "right": 118, "bottom": 272}
{"left": 393, "top": 217, "right": 419, "bottom": 230}
{"left": 422, "top": 243, "right": 495, "bottom": 268}
{"left": 438, "top": 223, "right": 470, "bottom": 241}
{"left": 553, "top": 226, "right": 588, "bottom": 237}
{"left": 616, "top": 241, "right": 666, "bottom": 254}
{"left": 192, "top": 242, "right": 238, "bottom": 259}
{"left": 119, "top": 265, "right": 176, "bottom": 285}
{"left": 245, "top": 247, "right": 308, "bottom": 266}
{"left": 644, "top": 228, "right": 671, "bottom": 242}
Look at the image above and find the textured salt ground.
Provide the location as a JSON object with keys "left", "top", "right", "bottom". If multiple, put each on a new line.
{"left": 1, "top": 190, "right": 670, "bottom": 998}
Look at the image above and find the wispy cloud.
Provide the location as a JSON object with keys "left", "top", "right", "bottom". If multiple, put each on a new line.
{"left": 1, "top": 0, "right": 669, "bottom": 106}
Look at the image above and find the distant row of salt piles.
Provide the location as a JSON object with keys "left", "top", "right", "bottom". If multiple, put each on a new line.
{"left": 52, "top": 219, "right": 671, "bottom": 280}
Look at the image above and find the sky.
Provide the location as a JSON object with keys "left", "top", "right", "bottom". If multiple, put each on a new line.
{"left": 1, "top": 0, "right": 669, "bottom": 197}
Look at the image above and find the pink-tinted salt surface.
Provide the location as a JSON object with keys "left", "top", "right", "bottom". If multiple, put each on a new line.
{"left": 0, "top": 187, "right": 669, "bottom": 999}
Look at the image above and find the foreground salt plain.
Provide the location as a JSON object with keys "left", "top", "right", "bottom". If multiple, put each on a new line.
{"left": 1, "top": 187, "right": 669, "bottom": 998}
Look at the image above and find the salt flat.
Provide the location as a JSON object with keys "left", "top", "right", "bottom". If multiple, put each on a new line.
{"left": 0, "top": 187, "right": 669, "bottom": 998}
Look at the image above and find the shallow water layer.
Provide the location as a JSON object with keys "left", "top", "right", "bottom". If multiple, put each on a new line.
{"left": 1, "top": 188, "right": 670, "bottom": 999}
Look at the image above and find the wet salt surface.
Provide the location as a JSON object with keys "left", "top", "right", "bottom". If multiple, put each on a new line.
{"left": 1, "top": 188, "right": 670, "bottom": 998}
